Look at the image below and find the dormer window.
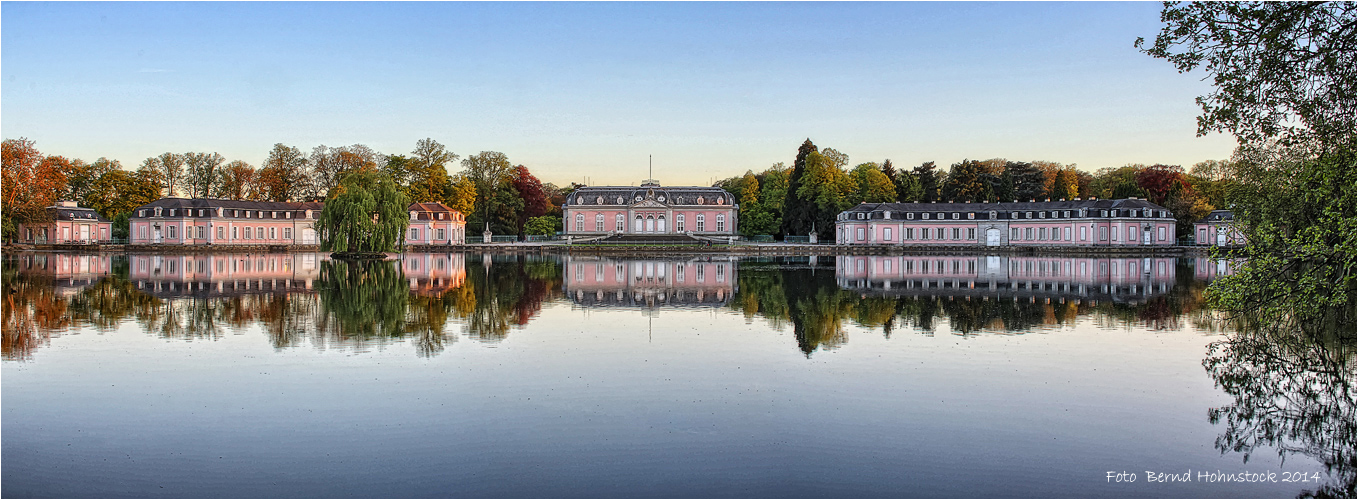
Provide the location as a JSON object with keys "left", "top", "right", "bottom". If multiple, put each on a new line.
{"left": 1101, "top": 210, "right": 1108, "bottom": 217}
{"left": 635, "top": 195, "right": 643, "bottom": 202}
{"left": 617, "top": 196, "right": 624, "bottom": 204}
{"left": 952, "top": 213, "right": 959, "bottom": 219}
{"left": 883, "top": 211, "right": 891, "bottom": 219}
{"left": 716, "top": 197, "right": 724, "bottom": 204}
{"left": 989, "top": 211, "right": 997, "bottom": 219}
{"left": 906, "top": 213, "right": 915, "bottom": 220}
{"left": 857, "top": 213, "right": 865, "bottom": 220}
{"left": 438, "top": 213, "right": 444, "bottom": 220}
{"left": 968, "top": 212, "right": 975, "bottom": 219}
{"left": 139, "top": 210, "right": 146, "bottom": 217}
{"left": 411, "top": 211, "right": 417, "bottom": 220}
{"left": 1063, "top": 211, "right": 1070, "bottom": 218}
{"left": 596, "top": 196, "right": 604, "bottom": 204}
{"left": 697, "top": 196, "right": 704, "bottom": 204}
{"left": 922, "top": 213, "right": 930, "bottom": 220}
{"left": 155, "top": 207, "right": 162, "bottom": 217}
{"left": 577, "top": 197, "right": 584, "bottom": 205}
{"left": 1026, "top": 212, "right": 1033, "bottom": 219}
{"left": 286, "top": 212, "right": 292, "bottom": 219}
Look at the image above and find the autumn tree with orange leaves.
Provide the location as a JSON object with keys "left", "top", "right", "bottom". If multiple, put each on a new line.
{"left": 2, "top": 138, "right": 67, "bottom": 240}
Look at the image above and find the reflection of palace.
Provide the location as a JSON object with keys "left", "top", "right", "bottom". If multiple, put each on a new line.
{"left": 128, "top": 253, "right": 325, "bottom": 297}
{"left": 563, "top": 256, "right": 737, "bottom": 308}
{"left": 14, "top": 253, "right": 115, "bottom": 293}
{"left": 398, "top": 253, "right": 466, "bottom": 296}
{"left": 1192, "top": 256, "right": 1240, "bottom": 281}
{"left": 836, "top": 255, "right": 1177, "bottom": 303}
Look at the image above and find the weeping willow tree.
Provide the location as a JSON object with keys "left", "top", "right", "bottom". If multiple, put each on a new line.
{"left": 316, "top": 171, "right": 410, "bottom": 254}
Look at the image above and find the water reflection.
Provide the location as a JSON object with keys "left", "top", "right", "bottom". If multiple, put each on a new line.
{"left": 1205, "top": 321, "right": 1356, "bottom": 498}
{"left": 563, "top": 256, "right": 736, "bottom": 308}
{"left": 5, "top": 252, "right": 1224, "bottom": 359}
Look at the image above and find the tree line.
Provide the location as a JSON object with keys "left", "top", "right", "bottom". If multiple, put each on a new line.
{"left": 1, "top": 138, "right": 568, "bottom": 240}
{"left": 717, "top": 139, "right": 1235, "bottom": 239}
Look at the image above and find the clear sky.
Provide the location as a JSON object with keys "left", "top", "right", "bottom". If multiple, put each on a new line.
{"left": 2, "top": 1, "right": 1237, "bottom": 187}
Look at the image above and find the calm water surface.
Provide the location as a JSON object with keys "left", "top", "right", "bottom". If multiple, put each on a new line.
{"left": 2, "top": 252, "right": 1352, "bottom": 498}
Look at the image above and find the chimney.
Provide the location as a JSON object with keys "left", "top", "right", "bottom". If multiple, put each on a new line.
{"left": 58, "top": 201, "right": 78, "bottom": 207}
{"left": 1090, "top": 196, "right": 1097, "bottom": 201}
{"left": 1030, "top": 199, "right": 1036, "bottom": 203}
{"left": 1074, "top": 197, "right": 1081, "bottom": 201}
{"left": 1059, "top": 198, "right": 1066, "bottom": 202}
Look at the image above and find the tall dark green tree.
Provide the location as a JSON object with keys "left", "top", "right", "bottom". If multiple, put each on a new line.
{"left": 316, "top": 171, "right": 410, "bottom": 253}
{"left": 780, "top": 139, "right": 819, "bottom": 237}
{"left": 912, "top": 162, "right": 940, "bottom": 202}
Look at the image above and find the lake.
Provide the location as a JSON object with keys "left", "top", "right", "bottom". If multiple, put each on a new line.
{"left": 2, "top": 251, "right": 1352, "bottom": 498}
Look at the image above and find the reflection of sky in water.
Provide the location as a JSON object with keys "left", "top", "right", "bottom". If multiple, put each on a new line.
{"left": 2, "top": 252, "right": 1343, "bottom": 498}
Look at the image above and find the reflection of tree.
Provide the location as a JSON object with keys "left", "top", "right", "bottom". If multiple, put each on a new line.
{"left": 731, "top": 259, "right": 1222, "bottom": 352}
{"left": 1205, "top": 323, "right": 1355, "bottom": 498}
{"left": 461, "top": 255, "right": 562, "bottom": 343}
{"left": 316, "top": 259, "right": 408, "bottom": 339}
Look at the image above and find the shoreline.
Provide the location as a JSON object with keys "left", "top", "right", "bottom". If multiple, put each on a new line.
{"left": 2, "top": 242, "right": 1221, "bottom": 257}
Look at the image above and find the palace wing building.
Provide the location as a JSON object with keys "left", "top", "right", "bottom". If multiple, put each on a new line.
{"left": 835, "top": 198, "right": 1176, "bottom": 247}
{"left": 562, "top": 181, "right": 738, "bottom": 237}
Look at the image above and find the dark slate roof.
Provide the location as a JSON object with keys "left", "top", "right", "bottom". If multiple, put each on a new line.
{"left": 564, "top": 184, "right": 736, "bottom": 207}
{"left": 1198, "top": 210, "right": 1234, "bottom": 223}
{"left": 46, "top": 205, "right": 109, "bottom": 222}
{"left": 840, "top": 198, "right": 1173, "bottom": 220}
{"left": 131, "top": 198, "right": 324, "bottom": 218}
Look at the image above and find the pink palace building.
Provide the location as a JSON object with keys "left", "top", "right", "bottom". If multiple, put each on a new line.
{"left": 834, "top": 198, "right": 1177, "bottom": 247}
{"left": 15, "top": 202, "right": 114, "bottom": 244}
{"left": 130, "top": 199, "right": 324, "bottom": 245}
{"left": 561, "top": 180, "right": 739, "bottom": 237}
{"left": 130, "top": 198, "right": 466, "bottom": 247}
{"left": 1193, "top": 210, "right": 1244, "bottom": 247}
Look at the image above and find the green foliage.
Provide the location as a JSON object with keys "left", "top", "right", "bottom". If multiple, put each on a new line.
{"left": 1208, "top": 148, "right": 1355, "bottom": 331}
{"left": 895, "top": 166, "right": 922, "bottom": 202}
{"left": 780, "top": 139, "right": 820, "bottom": 237}
{"left": 1137, "top": 2, "right": 1355, "bottom": 149}
{"left": 316, "top": 171, "right": 410, "bottom": 253}
{"left": 849, "top": 162, "right": 896, "bottom": 204}
{"left": 112, "top": 212, "right": 130, "bottom": 239}
{"left": 912, "top": 162, "right": 940, "bottom": 202}
{"left": 941, "top": 159, "right": 994, "bottom": 202}
{"left": 795, "top": 151, "right": 855, "bottom": 237}
{"left": 1051, "top": 169, "right": 1079, "bottom": 200}
{"left": 524, "top": 216, "right": 560, "bottom": 236}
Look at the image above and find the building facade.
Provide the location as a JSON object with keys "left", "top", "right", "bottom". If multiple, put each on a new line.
{"left": 130, "top": 199, "right": 323, "bottom": 246}
{"left": 15, "top": 202, "right": 114, "bottom": 244}
{"left": 1193, "top": 210, "right": 1243, "bottom": 246}
{"left": 405, "top": 202, "right": 467, "bottom": 246}
{"left": 834, "top": 198, "right": 1176, "bottom": 247}
{"left": 129, "top": 198, "right": 468, "bottom": 247}
{"left": 561, "top": 181, "right": 738, "bottom": 237}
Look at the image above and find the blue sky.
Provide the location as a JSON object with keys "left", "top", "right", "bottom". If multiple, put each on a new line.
{"left": 2, "top": 2, "right": 1237, "bottom": 186}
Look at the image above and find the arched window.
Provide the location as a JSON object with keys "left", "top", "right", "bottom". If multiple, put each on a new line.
{"left": 696, "top": 214, "right": 706, "bottom": 232}
{"left": 595, "top": 214, "right": 605, "bottom": 232}
{"left": 657, "top": 215, "right": 666, "bottom": 233}
{"left": 616, "top": 214, "right": 625, "bottom": 231}
{"left": 646, "top": 215, "right": 655, "bottom": 233}
{"left": 634, "top": 215, "right": 643, "bottom": 233}
{"left": 716, "top": 214, "right": 725, "bottom": 232}
{"left": 575, "top": 214, "right": 584, "bottom": 232}
{"left": 676, "top": 214, "right": 686, "bottom": 232}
